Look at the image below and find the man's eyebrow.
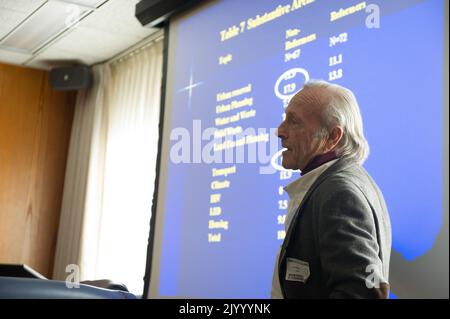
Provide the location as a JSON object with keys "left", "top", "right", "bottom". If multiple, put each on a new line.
{"left": 285, "top": 111, "right": 295, "bottom": 118}
{"left": 286, "top": 111, "right": 302, "bottom": 121}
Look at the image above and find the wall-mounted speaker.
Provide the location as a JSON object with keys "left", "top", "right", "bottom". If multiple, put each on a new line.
{"left": 49, "top": 65, "right": 92, "bottom": 91}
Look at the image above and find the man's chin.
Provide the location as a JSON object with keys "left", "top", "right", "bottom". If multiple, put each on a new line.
{"left": 281, "top": 159, "right": 297, "bottom": 170}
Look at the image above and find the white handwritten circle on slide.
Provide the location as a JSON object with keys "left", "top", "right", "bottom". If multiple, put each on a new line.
{"left": 274, "top": 68, "right": 310, "bottom": 101}
{"left": 271, "top": 148, "right": 291, "bottom": 172}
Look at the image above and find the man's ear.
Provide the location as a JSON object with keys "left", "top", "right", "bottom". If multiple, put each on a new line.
{"left": 327, "top": 126, "right": 344, "bottom": 150}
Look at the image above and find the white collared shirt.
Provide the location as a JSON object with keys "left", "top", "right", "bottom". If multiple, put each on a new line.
{"left": 270, "top": 159, "right": 339, "bottom": 299}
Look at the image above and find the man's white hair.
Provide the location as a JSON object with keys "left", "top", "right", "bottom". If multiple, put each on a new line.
{"left": 302, "top": 80, "right": 369, "bottom": 164}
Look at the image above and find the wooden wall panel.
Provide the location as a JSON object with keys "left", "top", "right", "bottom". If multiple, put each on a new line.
{"left": 0, "top": 63, "right": 76, "bottom": 278}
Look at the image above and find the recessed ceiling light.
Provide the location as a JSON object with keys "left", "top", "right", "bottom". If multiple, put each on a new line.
{"left": 59, "top": 0, "right": 107, "bottom": 9}
{"left": 0, "top": 0, "right": 91, "bottom": 54}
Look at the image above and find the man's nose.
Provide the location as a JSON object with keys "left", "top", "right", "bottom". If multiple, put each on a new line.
{"left": 276, "top": 124, "right": 286, "bottom": 140}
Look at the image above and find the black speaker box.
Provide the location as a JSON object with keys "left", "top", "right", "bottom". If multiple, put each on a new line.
{"left": 49, "top": 65, "right": 92, "bottom": 91}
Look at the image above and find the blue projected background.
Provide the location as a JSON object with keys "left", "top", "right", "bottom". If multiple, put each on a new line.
{"left": 148, "top": 0, "right": 446, "bottom": 298}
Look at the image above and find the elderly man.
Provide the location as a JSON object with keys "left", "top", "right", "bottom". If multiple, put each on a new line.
{"left": 271, "top": 80, "right": 392, "bottom": 299}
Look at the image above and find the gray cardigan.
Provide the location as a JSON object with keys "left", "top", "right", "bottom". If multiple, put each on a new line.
{"left": 278, "top": 157, "right": 392, "bottom": 298}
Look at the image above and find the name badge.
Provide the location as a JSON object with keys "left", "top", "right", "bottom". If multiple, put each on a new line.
{"left": 285, "top": 258, "right": 310, "bottom": 283}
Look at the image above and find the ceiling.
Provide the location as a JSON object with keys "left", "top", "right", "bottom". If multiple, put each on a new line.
{"left": 0, "top": 0, "right": 159, "bottom": 70}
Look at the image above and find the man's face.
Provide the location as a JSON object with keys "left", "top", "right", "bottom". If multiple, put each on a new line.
{"left": 277, "top": 89, "right": 328, "bottom": 171}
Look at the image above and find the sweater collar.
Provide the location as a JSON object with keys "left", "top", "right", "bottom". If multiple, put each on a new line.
{"left": 301, "top": 151, "right": 339, "bottom": 176}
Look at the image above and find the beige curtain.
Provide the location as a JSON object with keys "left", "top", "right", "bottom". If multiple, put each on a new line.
{"left": 53, "top": 37, "right": 163, "bottom": 295}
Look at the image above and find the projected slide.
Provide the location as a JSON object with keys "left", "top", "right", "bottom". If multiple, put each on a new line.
{"left": 148, "top": 0, "right": 445, "bottom": 298}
